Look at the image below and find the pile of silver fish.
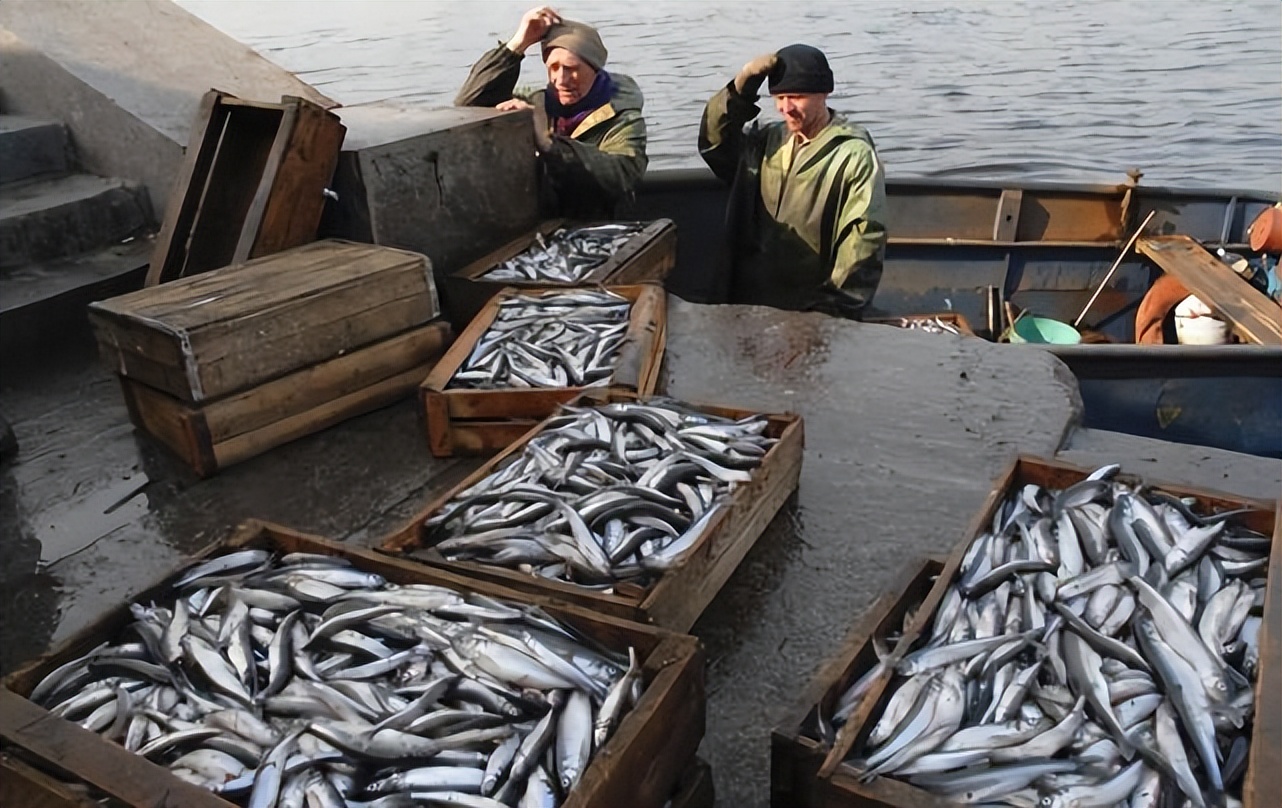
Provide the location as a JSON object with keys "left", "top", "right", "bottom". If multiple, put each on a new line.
{"left": 29, "top": 549, "right": 643, "bottom": 808}
{"left": 887, "top": 316, "right": 965, "bottom": 336}
{"left": 832, "top": 464, "right": 1269, "bottom": 808}
{"left": 481, "top": 224, "right": 648, "bottom": 284}
{"left": 424, "top": 399, "right": 775, "bottom": 586}
{"left": 449, "top": 291, "right": 631, "bottom": 390}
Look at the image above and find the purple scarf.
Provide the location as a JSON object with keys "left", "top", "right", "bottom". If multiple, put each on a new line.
{"left": 545, "top": 70, "right": 615, "bottom": 137}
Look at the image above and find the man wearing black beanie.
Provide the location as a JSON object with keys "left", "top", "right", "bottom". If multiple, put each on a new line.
{"left": 700, "top": 45, "right": 886, "bottom": 319}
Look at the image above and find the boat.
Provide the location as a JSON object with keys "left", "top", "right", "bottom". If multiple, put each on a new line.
{"left": 624, "top": 170, "right": 1282, "bottom": 458}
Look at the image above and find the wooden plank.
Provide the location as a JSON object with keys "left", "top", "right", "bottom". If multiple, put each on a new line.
{"left": 145, "top": 90, "right": 226, "bottom": 287}
{"left": 90, "top": 240, "right": 439, "bottom": 402}
{"left": 1138, "top": 235, "right": 1282, "bottom": 345}
{"left": 0, "top": 752, "right": 103, "bottom": 808}
{"left": 421, "top": 285, "right": 666, "bottom": 456}
{"left": 3, "top": 522, "right": 705, "bottom": 808}
{"left": 230, "top": 100, "right": 299, "bottom": 264}
{"left": 0, "top": 692, "right": 228, "bottom": 808}
{"left": 992, "top": 188, "right": 1022, "bottom": 242}
{"left": 1245, "top": 502, "right": 1282, "bottom": 808}
{"left": 814, "top": 455, "right": 1277, "bottom": 808}
{"left": 180, "top": 104, "right": 283, "bottom": 278}
{"left": 769, "top": 559, "right": 944, "bottom": 808}
{"left": 237, "top": 99, "right": 347, "bottom": 262}
{"left": 384, "top": 391, "right": 804, "bottom": 631}
{"left": 212, "top": 361, "right": 430, "bottom": 470}
{"left": 203, "top": 320, "right": 451, "bottom": 441}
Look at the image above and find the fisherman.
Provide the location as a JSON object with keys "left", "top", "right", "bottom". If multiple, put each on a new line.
{"left": 700, "top": 45, "right": 887, "bottom": 319}
{"left": 456, "top": 6, "right": 648, "bottom": 218}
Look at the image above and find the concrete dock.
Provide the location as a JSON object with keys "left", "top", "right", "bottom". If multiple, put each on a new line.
{"left": 1, "top": 298, "right": 1278, "bottom": 806}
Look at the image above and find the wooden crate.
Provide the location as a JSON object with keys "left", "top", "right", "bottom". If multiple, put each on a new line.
{"left": 815, "top": 455, "right": 1279, "bottom": 808}
{"left": 383, "top": 391, "right": 805, "bottom": 632}
{"left": 147, "top": 90, "right": 345, "bottom": 287}
{"left": 0, "top": 751, "right": 109, "bottom": 808}
{"left": 1, "top": 520, "right": 706, "bottom": 808}
{"left": 91, "top": 239, "right": 440, "bottom": 403}
{"left": 121, "top": 320, "right": 452, "bottom": 476}
{"left": 421, "top": 284, "right": 666, "bottom": 457}
{"left": 770, "top": 557, "right": 945, "bottom": 808}
{"left": 867, "top": 312, "right": 977, "bottom": 337}
{"left": 441, "top": 218, "right": 677, "bottom": 330}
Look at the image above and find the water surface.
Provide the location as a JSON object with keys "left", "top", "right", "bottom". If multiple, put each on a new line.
{"left": 180, "top": 0, "right": 1282, "bottom": 190}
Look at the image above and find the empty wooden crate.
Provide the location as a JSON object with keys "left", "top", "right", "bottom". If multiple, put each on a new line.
{"left": 147, "top": 90, "right": 346, "bottom": 286}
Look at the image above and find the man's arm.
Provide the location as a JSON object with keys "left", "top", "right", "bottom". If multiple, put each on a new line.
{"left": 454, "top": 45, "right": 524, "bottom": 107}
{"left": 456, "top": 6, "right": 560, "bottom": 107}
{"left": 698, "top": 54, "right": 776, "bottom": 183}
{"left": 543, "top": 110, "right": 649, "bottom": 200}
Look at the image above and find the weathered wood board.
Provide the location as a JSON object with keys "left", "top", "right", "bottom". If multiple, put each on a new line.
{"left": 119, "top": 320, "right": 452, "bottom": 476}
{"left": 92, "top": 239, "right": 440, "bottom": 403}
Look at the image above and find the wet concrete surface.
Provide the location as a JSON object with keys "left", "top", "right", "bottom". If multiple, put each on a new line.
{"left": 1, "top": 297, "right": 1279, "bottom": 806}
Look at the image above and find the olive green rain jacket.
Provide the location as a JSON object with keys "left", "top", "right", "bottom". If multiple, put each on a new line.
{"left": 699, "top": 82, "right": 887, "bottom": 318}
{"left": 456, "top": 45, "right": 649, "bottom": 219}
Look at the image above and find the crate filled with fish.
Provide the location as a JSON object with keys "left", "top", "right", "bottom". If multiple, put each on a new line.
{"left": 421, "top": 285, "right": 667, "bottom": 457}
{"left": 385, "top": 393, "right": 804, "bottom": 632}
{"left": 442, "top": 218, "right": 676, "bottom": 330}
{"left": 867, "top": 313, "right": 977, "bottom": 337}
{"left": 769, "top": 557, "right": 946, "bottom": 808}
{"left": 811, "top": 455, "right": 1278, "bottom": 808}
{"left": 1, "top": 520, "right": 706, "bottom": 808}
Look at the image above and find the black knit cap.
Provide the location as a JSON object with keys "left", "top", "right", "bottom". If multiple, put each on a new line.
{"left": 768, "top": 44, "right": 834, "bottom": 95}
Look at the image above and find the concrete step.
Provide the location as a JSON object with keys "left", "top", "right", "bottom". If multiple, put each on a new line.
{"left": 0, "top": 237, "right": 152, "bottom": 362}
{"left": 0, "top": 172, "right": 153, "bottom": 269}
{"left": 0, "top": 115, "right": 70, "bottom": 184}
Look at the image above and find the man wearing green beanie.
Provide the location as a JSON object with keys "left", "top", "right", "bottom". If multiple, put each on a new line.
{"left": 700, "top": 45, "right": 887, "bottom": 319}
{"left": 456, "top": 6, "right": 648, "bottom": 219}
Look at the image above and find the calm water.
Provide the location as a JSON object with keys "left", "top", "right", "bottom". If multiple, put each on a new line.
{"left": 180, "top": 0, "right": 1281, "bottom": 190}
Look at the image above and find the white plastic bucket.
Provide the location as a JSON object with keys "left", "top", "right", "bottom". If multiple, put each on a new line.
{"left": 1174, "top": 295, "right": 1229, "bottom": 345}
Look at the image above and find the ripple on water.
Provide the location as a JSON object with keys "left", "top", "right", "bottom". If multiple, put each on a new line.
{"left": 178, "top": 0, "right": 1281, "bottom": 190}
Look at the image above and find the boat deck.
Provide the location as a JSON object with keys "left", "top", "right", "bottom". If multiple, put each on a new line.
{"left": 1, "top": 298, "right": 1278, "bottom": 806}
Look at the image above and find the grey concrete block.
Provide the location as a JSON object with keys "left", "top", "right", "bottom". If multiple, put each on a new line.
{"left": 0, "top": 173, "right": 152, "bottom": 268}
{"left": 323, "top": 103, "right": 539, "bottom": 310}
{"left": 0, "top": 115, "right": 69, "bottom": 183}
{"left": 0, "top": 237, "right": 150, "bottom": 359}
